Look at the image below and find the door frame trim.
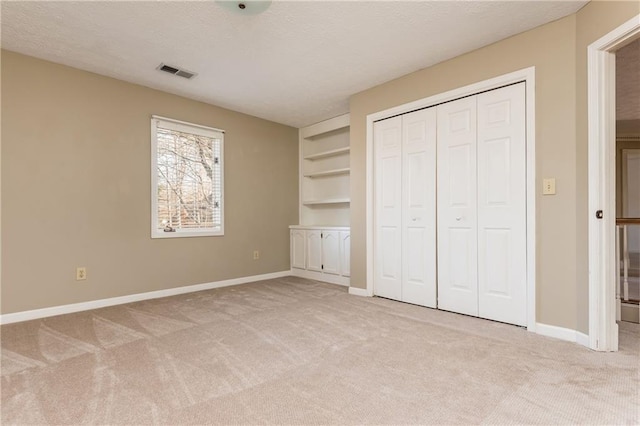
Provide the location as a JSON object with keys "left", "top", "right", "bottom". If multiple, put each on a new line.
{"left": 365, "top": 67, "right": 537, "bottom": 331}
{"left": 587, "top": 14, "right": 640, "bottom": 352}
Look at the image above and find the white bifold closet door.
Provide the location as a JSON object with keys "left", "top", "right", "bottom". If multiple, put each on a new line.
{"left": 374, "top": 108, "right": 437, "bottom": 308}
{"left": 437, "top": 83, "right": 527, "bottom": 326}
{"left": 436, "top": 96, "right": 479, "bottom": 317}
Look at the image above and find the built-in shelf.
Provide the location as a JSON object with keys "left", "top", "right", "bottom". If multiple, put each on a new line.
{"left": 304, "top": 168, "right": 350, "bottom": 178}
{"left": 299, "top": 113, "right": 350, "bottom": 225}
{"left": 304, "top": 147, "right": 350, "bottom": 161}
{"left": 302, "top": 198, "right": 351, "bottom": 206}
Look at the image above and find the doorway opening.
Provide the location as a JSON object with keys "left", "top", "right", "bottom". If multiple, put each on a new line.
{"left": 588, "top": 14, "right": 640, "bottom": 351}
{"left": 615, "top": 39, "right": 640, "bottom": 323}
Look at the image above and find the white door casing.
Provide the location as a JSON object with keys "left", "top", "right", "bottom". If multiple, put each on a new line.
{"left": 401, "top": 108, "right": 437, "bottom": 307}
{"left": 476, "top": 83, "right": 527, "bottom": 326}
{"left": 437, "top": 96, "right": 479, "bottom": 317}
{"left": 588, "top": 14, "right": 639, "bottom": 351}
{"left": 374, "top": 116, "right": 403, "bottom": 301}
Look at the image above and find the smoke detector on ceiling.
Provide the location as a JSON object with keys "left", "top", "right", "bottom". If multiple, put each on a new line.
{"left": 216, "top": 0, "right": 272, "bottom": 15}
{"left": 157, "top": 63, "right": 197, "bottom": 80}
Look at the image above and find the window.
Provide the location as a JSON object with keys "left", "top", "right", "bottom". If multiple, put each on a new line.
{"left": 151, "top": 116, "right": 224, "bottom": 238}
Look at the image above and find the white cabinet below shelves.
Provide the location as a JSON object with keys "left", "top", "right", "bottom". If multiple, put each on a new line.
{"left": 340, "top": 231, "right": 351, "bottom": 277}
{"left": 290, "top": 226, "right": 350, "bottom": 286}
{"left": 321, "top": 230, "right": 340, "bottom": 275}
{"left": 290, "top": 229, "right": 306, "bottom": 269}
{"left": 306, "top": 230, "right": 322, "bottom": 272}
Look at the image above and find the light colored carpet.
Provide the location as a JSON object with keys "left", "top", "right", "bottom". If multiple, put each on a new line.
{"left": 1, "top": 276, "right": 638, "bottom": 425}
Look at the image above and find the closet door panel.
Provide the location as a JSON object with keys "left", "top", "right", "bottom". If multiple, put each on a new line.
{"left": 477, "top": 83, "right": 527, "bottom": 326}
{"left": 402, "top": 108, "right": 437, "bottom": 308}
{"left": 437, "top": 96, "right": 479, "bottom": 316}
{"left": 374, "top": 117, "right": 403, "bottom": 301}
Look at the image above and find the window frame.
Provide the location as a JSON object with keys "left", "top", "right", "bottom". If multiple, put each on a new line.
{"left": 151, "top": 115, "right": 225, "bottom": 239}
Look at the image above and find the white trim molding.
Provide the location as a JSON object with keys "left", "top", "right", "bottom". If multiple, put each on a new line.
{"left": 536, "top": 323, "right": 591, "bottom": 347}
{"left": 290, "top": 268, "right": 350, "bottom": 286}
{"left": 365, "top": 67, "right": 537, "bottom": 331}
{"left": 150, "top": 115, "right": 225, "bottom": 239}
{"left": 587, "top": 13, "right": 640, "bottom": 352}
{"left": 576, "top": 331, "right": 590, "bottom": 348}
{"left": 348, "top": 286, "right": 371, "bottom": 297}
{"left": 0, "top": 271, "right": 290, "bottom": 325}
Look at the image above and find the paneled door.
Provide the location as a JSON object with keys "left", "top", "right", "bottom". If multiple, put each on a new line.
{"left": 476, "top": 83, "right": 527, "bottom": 326}
{"left": 374, "top": 110, "right": 437, "bottom": 307}
{"left": 437, "top": 96, "right": 479, "bottom": 317}
{"left": 401, "top": 108, "right": 437, "bottom": 307}
{"left": 374, "top": 116, "right": 403, "bottom": 301}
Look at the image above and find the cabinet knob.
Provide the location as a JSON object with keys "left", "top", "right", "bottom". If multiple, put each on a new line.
{"left": 455, "top": 217, "right": 462, "bottom": 221}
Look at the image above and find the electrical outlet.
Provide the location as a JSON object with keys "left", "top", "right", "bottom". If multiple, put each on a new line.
{"left": 76, "top": 267, "right": 87, "bottom": 281}
{"left": 542, "top": 178, "right": 556, "bottom": 195}
{"left": 253, "top": 250, "right": 260, "bottom": 260}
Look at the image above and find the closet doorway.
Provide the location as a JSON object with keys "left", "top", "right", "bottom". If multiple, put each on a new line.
{"left": 366, "top": 69, "right": 536, "bottom": 330}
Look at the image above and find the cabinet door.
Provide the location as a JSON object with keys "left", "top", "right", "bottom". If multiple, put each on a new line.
{"left": 339, "top": 231, "right": 351, "bottom": 277}
{"left": 322, "top": 230, "right": 340, "bottom": 275}
{"left": 437, "top": 95, "right": 479, "bottom": 317}
{"left": 290, "top": 230, "right": 306, "bottom": 269}
{"left": 306, "top": 230, "right": 322, "bottom": 272}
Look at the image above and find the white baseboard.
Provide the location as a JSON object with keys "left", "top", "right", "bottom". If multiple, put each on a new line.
{"left": 576, "top": 331, "right": 590, "bottom": 348}
{"left": 536, "top": 322, "right": 592, "bottom": 348}
{"left": 0, "top": 270, "right": 290, "bottom": 325}
{"left": 348, "top": 287, "right": 370, "bottom": 297}
{"left": 536, "top": 323, "right": 577, "bottom": 342}
{"left": 290, "top": 268, "right": 350, "bottom": 286}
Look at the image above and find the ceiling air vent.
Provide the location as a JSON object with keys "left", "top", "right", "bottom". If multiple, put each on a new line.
{"left": 157, "top": 63, "right": 197, "bottom": 80}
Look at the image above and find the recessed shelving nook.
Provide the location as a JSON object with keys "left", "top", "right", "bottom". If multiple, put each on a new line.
{"left": 299, "top": 113, "right": 351, "bottom": 225}
{"left": 291, "top": 114, "right": 351, "bottom": 285}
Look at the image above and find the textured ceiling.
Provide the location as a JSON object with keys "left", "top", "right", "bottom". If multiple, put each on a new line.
{"left": 1, "top": 1, "right": 588, "bottom": 128}
{"left": 617, "top": 38, "right": 640, "bottom": 121}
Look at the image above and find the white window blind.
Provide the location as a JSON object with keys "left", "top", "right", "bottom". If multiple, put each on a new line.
{"left": 151, "top": 116, "right": 224, "bottom": 238}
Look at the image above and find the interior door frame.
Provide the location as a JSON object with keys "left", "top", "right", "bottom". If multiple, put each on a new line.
{"left": 365, "top": 67, "right": 537, "bottom": 331}
{"left": 587, "top": 14, "right": 640, "bottom": 352}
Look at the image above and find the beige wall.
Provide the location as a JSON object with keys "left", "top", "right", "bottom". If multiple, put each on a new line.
{"left": 575, "top": 0, "right": 640, "bottom": 333}
{"left": 350, "top": 1, "right": 639, "bottom": 332}
{"left": 1, "top": 51, "right": 299, "bottom": 314}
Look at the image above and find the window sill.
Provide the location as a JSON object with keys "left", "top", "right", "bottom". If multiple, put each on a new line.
{"left": 152, "top": 229, "right": 224, "bottom": 239}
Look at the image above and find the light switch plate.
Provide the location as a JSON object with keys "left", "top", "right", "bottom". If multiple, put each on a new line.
{"left": 543, "top": 178, "right": 556, "bottom": 195}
